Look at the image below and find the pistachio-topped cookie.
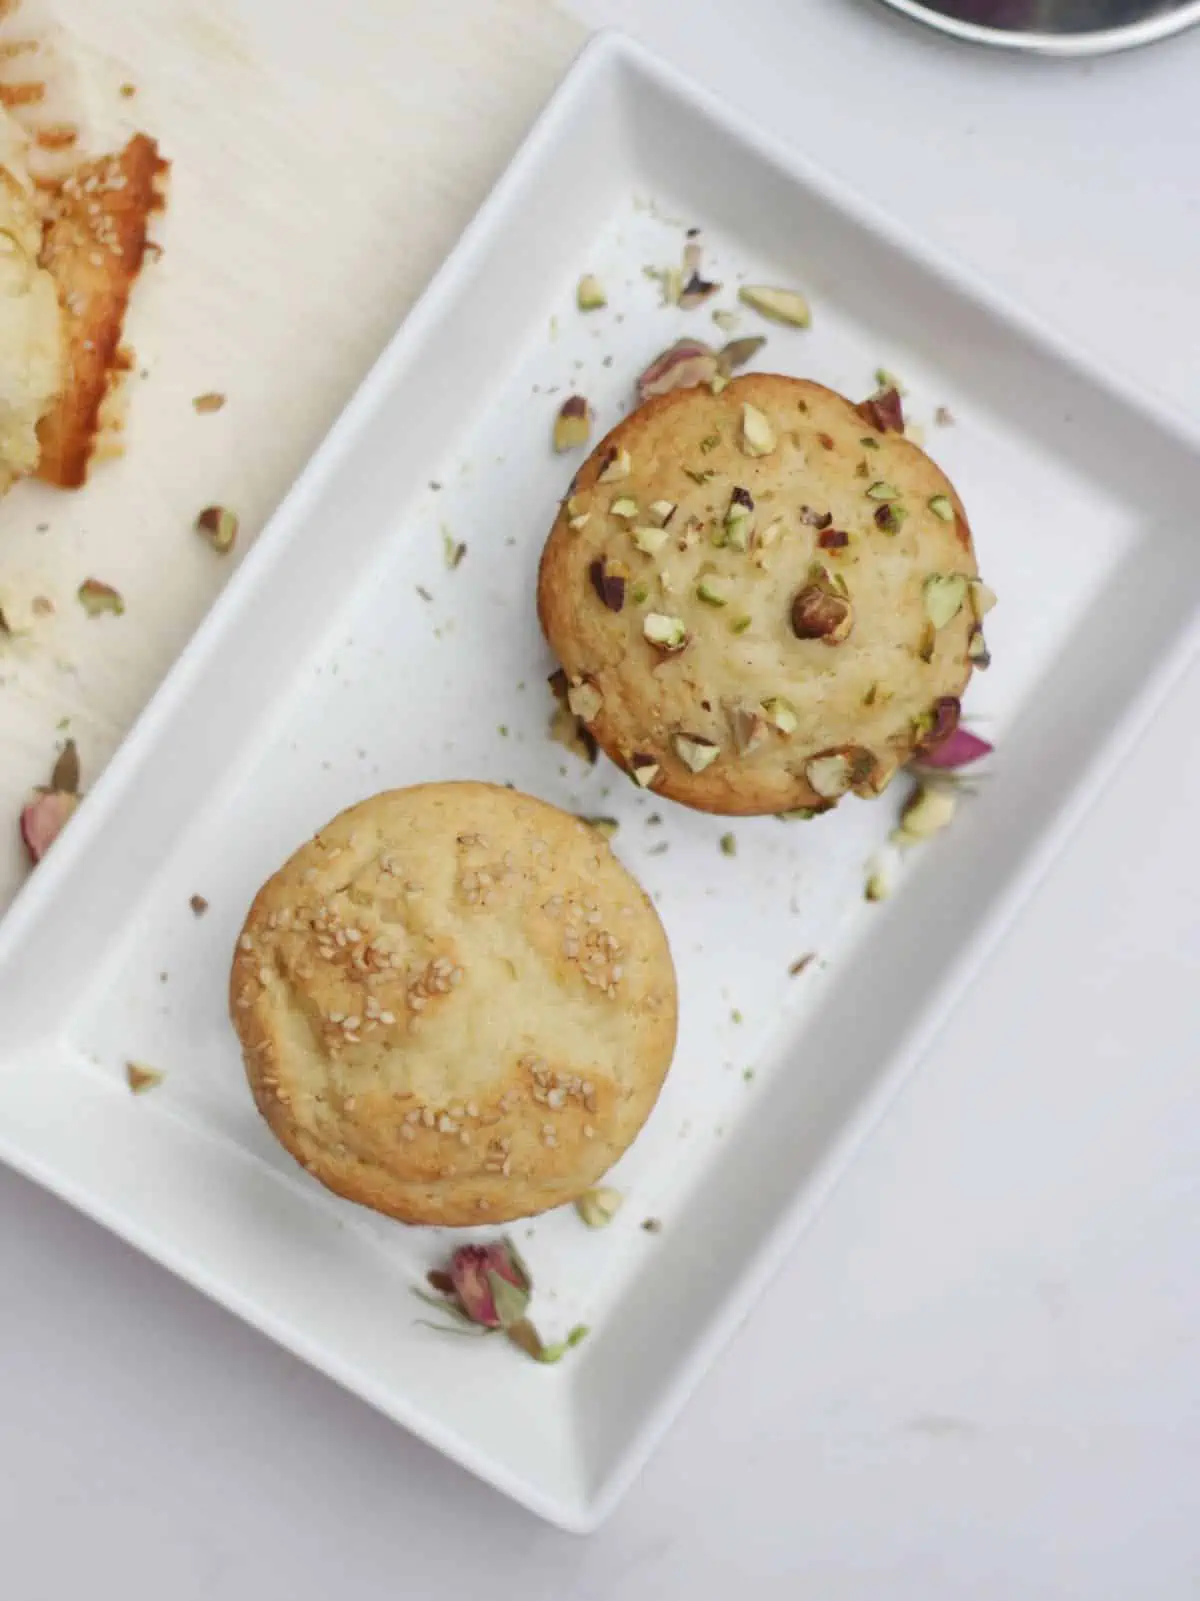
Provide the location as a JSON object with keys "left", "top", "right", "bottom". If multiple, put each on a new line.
{"left": 537, "top": 374, "right": 993, "bottom": 816}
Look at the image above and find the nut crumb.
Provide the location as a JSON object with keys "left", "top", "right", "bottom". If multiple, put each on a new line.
{"left": 788, "top": 953, "right": 815, "bottom": 976}
{"left": 192, "top": 392, "right": 226, "bottom": 414}
{"left": 126, "top": 1061, "right": 164, "bottom": 1094}
{"left": 189, "top": 894, "right": 209, "bottom": 917}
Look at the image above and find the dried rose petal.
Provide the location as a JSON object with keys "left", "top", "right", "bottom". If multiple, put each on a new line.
{"left": 636, "top": 338, "right": 719, "bottom": 401}
{"left": 915, "top": 725, "right": 993, "bottom": 771}
{"left": 448, "top": 1241, "right": 529, "bottom": 1328}
{"left": 20, "top": 788, "right": 79, "bottom": 863}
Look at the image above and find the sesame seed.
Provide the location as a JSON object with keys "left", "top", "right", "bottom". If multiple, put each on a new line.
{"left": 379, "top": 1010, "right": 396, "bottom": 1025}
{"left": 344, "top": 1096, "right": 357, "bottom": 1111}
{"left": 583, "top": 1124, "right": 596, "bottom": 1139}
{"left": 547, "top": 1089, "right": 565, "bottom": 1110}
{"left": 239, "top": 934, "right": 253, "bottom": 951}
{"left": 466, "top": 1100, "right": 479, "bottom": 1118}
{"left": 344, "top": 1016, "right": 361, "bottom": 1031}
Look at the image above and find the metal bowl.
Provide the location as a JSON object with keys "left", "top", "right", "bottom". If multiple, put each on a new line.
{"left": 874, "top": 0, "right": 1200, "bottom": 53}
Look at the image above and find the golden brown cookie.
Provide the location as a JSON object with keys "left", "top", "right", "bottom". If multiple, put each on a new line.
{"left": 537, "top": 374, "right": 993, "bottom": 816}
{"left": 230, "top": 782, "right": 678, "bottom": 1226}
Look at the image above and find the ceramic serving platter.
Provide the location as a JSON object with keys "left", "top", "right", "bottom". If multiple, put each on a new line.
{"left": 1, "top": 31, "right": 1197, "bottom": 1530}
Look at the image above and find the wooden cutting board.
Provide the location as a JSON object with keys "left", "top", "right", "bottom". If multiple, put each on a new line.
{"left": 0, "top": 0, "right": 582, "bottom": 908}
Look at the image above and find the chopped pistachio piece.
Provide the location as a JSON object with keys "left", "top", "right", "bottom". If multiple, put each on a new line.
{"left": 631, "top": 525, "right": 670, "bottom": 556}
{"left": 598, "top": 448, "right": 632, "bottom": 483}
{"left": 697, "top": 575, "right": 731, "bottom": 607}
{"left": 631, "top": 581, "right": 650, "bottom": 605}
{"left": 918, "top": 620, "right": 937, "bottom": 663}
{"left": 894, "top": 783, "right": 957, "bottom": 844}
{"left": 575, "top": 1186, "right": 623, "bottom": 1227}
{"left": 553, "top": 395, "right": 591, "bottom": 452}
{"left": 923, "top": 573, "right": 968, "bottom": 630}
{"left": 730, "top": 613, "right": 752, "bottom": 635}
{"left": 718, "top": 335, "right": 767, "bottom": 375}
{"left": 805, "top": 752, "right": 853, "bottom": 799}
{"left": 126, "top": 1061, "right": 164, "bottom": 1094}
{"left": 927, "top": 494, "right": 955, "bottom": 522}
{"left": 192, "top": 391, "right": 226, "bottom": 414}
{"left": 712, "top": 308, "right": 740, "bottom": 333}
{"left": 710, "top": 373, "right": 729, "bottom": 395}
{"left": 77, "top": 578, "right": 125, "bottom": 617}
{"left": 761, "top": 696, "right": 798, "bottom": 735}
{"left": 967, "top": 627, "right": 991, "bottom": 667}
{"left": 729, "top": 704, "right": 767, "bottom": 754}
{"left": 609, "top": 497, "right": 639, "bottom": 520}
{"left": 968, "top": 579, "right": 998, "bottom": 620}
{"left": 738, "top": 283, "right": 812, "bottom": 328}
{"left": 791, "top": 582, "right": 853, "bottom": 645}
{"left": 865, "top": 859, "right": 894, "bottom": 902}
{"left": 673, "top": 733, "right": 720, "bottom": 773}
{"left": 740, "top": 402, "right": 776, "bottom": 458}
{"left": 648, "top": 499, "right": 677, "bottom": 527}
{"left": 630, "top": 754, "right": 659, "bottom": 787}
{"left": 875, "top": 367, "right": 907, "bottom": 395}
{"left": 566, "top": 678, "right": 603, "bottom": 721}
{"left": 581, "top": 815, "right": 619, "bottom": 840}
{"left": 719, "top": 832, "right": 737, "bottom": 857}
{"left": 576, "top": 273, "right": 607, "bottom": 311}
{"left": 643, "top": 612, "right": 687, "bottom": 651}
{"left": 757, "top": 518, "right": 783, "bottom": 550}
{"left": 568, "top": 513, "right": 590, "bottom": 532}
{"left": 865, "top": 481, "right": 900, "bottom": 501}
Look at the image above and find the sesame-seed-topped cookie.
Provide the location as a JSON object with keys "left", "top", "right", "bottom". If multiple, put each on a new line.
{"left": 537, "top": 374, "right": 994, "bottom": 816}
{"left": 230, "top": 782, "right": 677, "bottom": 1226}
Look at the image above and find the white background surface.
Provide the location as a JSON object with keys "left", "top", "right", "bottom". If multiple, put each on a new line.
{"left": 3, "top": 1, "right": 1200, "bottom": 1594}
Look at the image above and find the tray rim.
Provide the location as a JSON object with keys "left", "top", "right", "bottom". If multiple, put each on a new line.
{"left": 3, "top": 29, "right": 1200, "bottom": 1532}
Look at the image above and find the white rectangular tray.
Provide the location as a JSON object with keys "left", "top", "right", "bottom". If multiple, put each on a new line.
{"left": 1, "top": 32, "right": 1197, "bottom": 1531}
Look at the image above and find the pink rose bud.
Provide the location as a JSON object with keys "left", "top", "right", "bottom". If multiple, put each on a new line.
{"left": 448, "top": 1242, "right": 529, "bottom": 1328}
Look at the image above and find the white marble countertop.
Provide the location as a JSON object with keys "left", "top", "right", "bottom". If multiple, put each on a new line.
{"left": 4, "top": 2, "right": 1200, "bottom": 1595}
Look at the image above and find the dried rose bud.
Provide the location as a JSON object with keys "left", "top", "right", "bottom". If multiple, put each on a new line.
{"left": 636, "top": 339, "right": 719, "bottom": 402}
{"left": 817, "top": 527, "right": 849, "bottom": 550}
{"left": 20, "top": 788, "right": 78, "bottom": 863}
{"left": 858, "top": 386, "right": 905, "bottom": 434}
{"left": 448, "top": 1241, "right": 531, "bottom": 1329}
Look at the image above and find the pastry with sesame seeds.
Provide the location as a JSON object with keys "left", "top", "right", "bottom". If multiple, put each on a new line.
{"left": 35, "top": 132, "right": 167, "bottom": 487}
{"left": 0, "top": 106, "right": 63, "bottom": 495}
{"left": 537, "top": 373, "right": 993, "bottom": 816}
{"left": 230, "top": 782, "right": 677, "bottom": 1226}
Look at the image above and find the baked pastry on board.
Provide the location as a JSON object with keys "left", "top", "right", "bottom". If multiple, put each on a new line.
{"left": 538, "top": 373, "right": 990, "bottom": 816}
{"left": 231, "top": 783, "right": 678, "bottom": 1226}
